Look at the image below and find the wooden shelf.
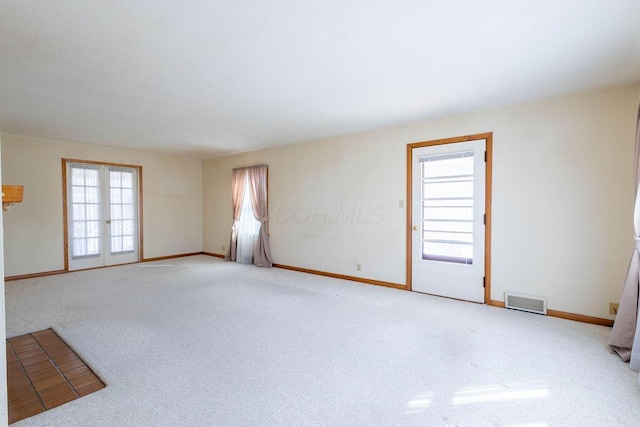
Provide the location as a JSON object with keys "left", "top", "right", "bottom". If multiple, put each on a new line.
{"left": 2, "top": 185, "right": 24, "bottom": 211}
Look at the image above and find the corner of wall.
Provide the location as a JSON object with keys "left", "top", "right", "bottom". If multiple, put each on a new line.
{"left": 0, "top": 132, "right": 9, "bottom": 424}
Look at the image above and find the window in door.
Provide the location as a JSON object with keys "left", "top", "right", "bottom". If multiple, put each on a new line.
{"left": 420, "top": 151, "right": 475, "bottom": 264}
{"left": 69, "top": 164, "right": 102, "bottom": 261}
{"left": 108, "top": 168, "right": 137, "bottom": 255}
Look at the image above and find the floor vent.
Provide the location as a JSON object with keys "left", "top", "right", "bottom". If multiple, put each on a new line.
{"left": 504, "top": 292, "right": 547, "bottom": 315}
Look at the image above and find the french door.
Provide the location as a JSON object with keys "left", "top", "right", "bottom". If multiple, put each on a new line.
{"left": 65, "top": 161, "right": 140, "bottom": 271}
{"left": 408, "top": 135, "right": 491, "bottom": 303}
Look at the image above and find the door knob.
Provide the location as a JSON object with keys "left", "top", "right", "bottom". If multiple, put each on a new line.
{"left": 413, "top": 225, "right": 419, "bottom": 231}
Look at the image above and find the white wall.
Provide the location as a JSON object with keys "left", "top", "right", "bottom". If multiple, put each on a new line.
{"left": 1, "top": 135, "right": 203, "bottom": 277}
{"left": 204, "top": 84, "right": 640, "bottom": 320}
{"left": 0, "top": 133, "right": 9, "bottom": 425}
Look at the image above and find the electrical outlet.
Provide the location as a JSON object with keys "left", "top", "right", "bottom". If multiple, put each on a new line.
{"left": 356, "top": 263, "right": 361, "bottom": 272}
{"left": 609, "top": 302, "right": 619, "bottom": 315}
{"left": 399, "top": 199, "right": 404, "bottom": 208}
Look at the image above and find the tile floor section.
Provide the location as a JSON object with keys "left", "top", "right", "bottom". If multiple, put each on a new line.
{"left": 6, "top": 328, "right": 105, "bottom": 424}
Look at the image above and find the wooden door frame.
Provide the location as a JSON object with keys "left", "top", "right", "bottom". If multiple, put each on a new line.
{"left": 62, "top": 159, "right": 144, "bottom": 271}
{"left": 406, "top": 132, "right": 493, "bottom": 303}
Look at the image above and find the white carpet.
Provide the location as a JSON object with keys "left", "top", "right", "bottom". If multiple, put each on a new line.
{"left": 5, "top": 255, "right": 640, "bottom": 426}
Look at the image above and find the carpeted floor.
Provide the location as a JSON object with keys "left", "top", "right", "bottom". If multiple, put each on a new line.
{"left": 5, "top": 255, "right": 640, "bottom": 426}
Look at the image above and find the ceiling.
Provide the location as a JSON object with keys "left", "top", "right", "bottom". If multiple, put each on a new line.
{"left": 1, "top": 1, "right": 639, "bottom": 159}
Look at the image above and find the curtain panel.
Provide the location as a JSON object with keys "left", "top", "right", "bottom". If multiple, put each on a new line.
{"left": 224, "top": 168, "right": 247, "bottom": 262}
{"left": 225, "top": 165, "right": 272, "bottom": 267}
{"left": 247, "top": 165, "right": 273, "bottom": 267}
{"left": 609, "top": 105, "right": 640, "bottom": 375}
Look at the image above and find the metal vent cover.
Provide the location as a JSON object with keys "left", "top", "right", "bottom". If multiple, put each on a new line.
{"left": 504, "top": 292, "right": 547, "bottom": 315}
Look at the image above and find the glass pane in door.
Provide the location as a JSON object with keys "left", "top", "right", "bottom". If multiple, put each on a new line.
{"left": 70, "top": 166, "right": 102, "bottom": 259}
{"left": 420, "top": 151, "right": 474, "bottom": 264}
{"left": 109, "top": 169, "right": 136, "bottom": 254}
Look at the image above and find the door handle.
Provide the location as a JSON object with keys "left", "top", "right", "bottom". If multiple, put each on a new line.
{"left": 413, "top": 225, "right": 419, "bottom": 231}
{"left": 106, "top": 220, "right": 111, "bottom": 224}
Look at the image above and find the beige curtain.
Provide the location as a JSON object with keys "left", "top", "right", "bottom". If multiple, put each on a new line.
{"left": 225, "top": 168, "right": 247, "bottom": 262}
{"left": 609, "top": 105, "right": 640, "bottom": 374}
{"left": 247, "top": 165, "right": 272, "bottom": 267}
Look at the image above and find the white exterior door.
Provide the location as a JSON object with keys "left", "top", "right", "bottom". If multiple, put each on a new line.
{"left": 66, "top": 162, "right": 140, "bottom": 271}
{"left": 411, "top": 139, "right": 486, "bottom": 302}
